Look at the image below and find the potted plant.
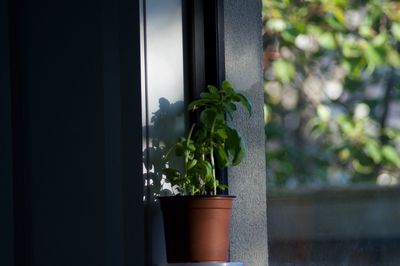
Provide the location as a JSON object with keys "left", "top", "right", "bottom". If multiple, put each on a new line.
{"left": 159, "top": 80, "right": 252, "bottom": 263}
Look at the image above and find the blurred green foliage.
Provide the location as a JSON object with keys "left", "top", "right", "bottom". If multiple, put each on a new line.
{"left": 263, "top": 0, "right": 400, "bottom": 188}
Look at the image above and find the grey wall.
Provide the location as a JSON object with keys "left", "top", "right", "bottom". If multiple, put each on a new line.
{"left": 224, "top": 1, "right": 268, "bottom": 265}
{"left": 1, "top": 0, "right": 144, "bottom": 265}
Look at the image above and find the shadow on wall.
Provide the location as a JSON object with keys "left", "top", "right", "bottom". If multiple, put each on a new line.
{"left": 142, "top": 97, "right": 185, "bottom": 264}
{"left": 143, "top": 97, "right": 185, "bottom": 201}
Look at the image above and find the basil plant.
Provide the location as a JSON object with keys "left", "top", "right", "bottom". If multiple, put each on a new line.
{"left": 162, "top": 80, "right": 252, "bottom": 196}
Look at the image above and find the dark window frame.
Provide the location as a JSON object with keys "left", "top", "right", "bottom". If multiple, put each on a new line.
{"left": 182, "top": 0, "right": 228, "bottom": 192}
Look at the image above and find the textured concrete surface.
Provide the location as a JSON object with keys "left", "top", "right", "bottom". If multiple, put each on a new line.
{"left": 224, "top": 1, "right": 268, "bottom": 265}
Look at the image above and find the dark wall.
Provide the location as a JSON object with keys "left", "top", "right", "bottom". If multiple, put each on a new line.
{"left": 1, "top": 0, "right": 144, "bottom": 265}
{"left": 0, "top": 0, "right": 14, "bottom": 264}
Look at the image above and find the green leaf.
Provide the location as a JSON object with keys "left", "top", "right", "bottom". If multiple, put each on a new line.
{"left": 200, "top": 92, "right": 218, "bottom": 100}
{"left": 200, "top": 108, "right": 216, "bottom": 127}
{"left": 221, "top": 80, "right": 232, "bottom": 88}
{"left": 187, "top": 142, "right": 196, "bottom": 152}
{"left": 359, "top": 25, "right": 373, "bottom": 38}
{"left": 226, "top": 127, "right": 246, "bottom": 165}
{"left": 318, "top": 32, "right": 336, "bottom": 50}
{"left": 325, "top": 14, "right": 346, "bottom": 31}
{"left": 371, "top": 33, "right": 387, "bottom": 47}
{"left": 187, "top": 99, "right": 207, "bottom": 111}
{"left": 310, "top": 122, "right": 323, "bottom": 134}
{"left": 325, "top": 5, "right": 346, "bottom": 24}
{"left": 273, "top": 59, "right": 295, "bottom": 83}
{"left": 317, "top": 104, "right": 331, "bottom": 122}
{"left": 365, "top": 140, "right": 382, "bottom": 164}
{"left": 217, "top": 183, "right": 228, "bottom": 191}
{"left": 352, "top": 159, "right": 373, "bottom": 174}
{"left": 208, "top": 85, "right": 219, "bottom": 95}
{"left": 194, "top": 160, "right": 213, "bottom": 181}
{"left": 365, "top": 44, "right": 384, "bottom": 69}
{"left": 187, "top": 159, "right": 197, "bottom": 170}
{"left": 221, "top": 80, "right": 235, "bottom": 95}
{"left": 387, "top": 48, "right": 400, "bottom": 68}
{"left": 391, "top": 23, "right": 400, "bottom": 41}
{"left": 214, "top": 128, "right": 228, "bottom": 140}
{"left": 216, "top": 146, "right": 230, "bottom": 167}
{"left": 382, "top": 145, "right": 400, "bottom": 167}
{"left": 237, "top": 93, "right": 253, "bottom": 116}
{"left": 384, "top": 128, "right": 400, "bottom": 141}
{"left": 281, "top": 30, "right": 296, "bottom": 43}
{"left": 226, "top": 102, "right": 237, "bottom": 112}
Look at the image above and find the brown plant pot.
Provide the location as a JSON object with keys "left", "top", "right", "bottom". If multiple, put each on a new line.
{"left": 158, "top": 195, "right": 235, "bottom": 263}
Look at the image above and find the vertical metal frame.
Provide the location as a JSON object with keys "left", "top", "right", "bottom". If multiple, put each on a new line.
{"left": 8, "top": 0, "right": 32, "bottom": 263}
{"left": 203, "top": 0, "right": 225, "bottom": 87}
{"left": 139, "top": 0, "right": 153, "bottom": 264}
{"left": 182, "top": 0, "right": 225, "bottom": 99}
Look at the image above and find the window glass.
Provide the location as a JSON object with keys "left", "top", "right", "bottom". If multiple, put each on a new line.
{"left": 142, "top": 0, "right": 185, "bottom": 202}
{"left": 263, "top": 1, "right": 400, "bottom": 264}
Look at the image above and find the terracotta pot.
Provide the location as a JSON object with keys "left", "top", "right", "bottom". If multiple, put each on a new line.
{"left": 158, "top": 195, "right": 235, "bottom": 263}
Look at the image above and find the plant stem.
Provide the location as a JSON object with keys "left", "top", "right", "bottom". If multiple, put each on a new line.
{"left": 185, "top": 124, "right": 196, "bottom": 166}
{"left": 210, "top": 118, "right": 217, "bottom": 195}
{"left": 163, "top": 143, "right": 177, "bottom": 159}
{"left": 184, "top": 124, "right": 196, "bottom": 195}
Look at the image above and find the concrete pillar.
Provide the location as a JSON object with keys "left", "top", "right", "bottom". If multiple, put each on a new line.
{"left": 224, "top": 1, "right": 268, "bottom": 265}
